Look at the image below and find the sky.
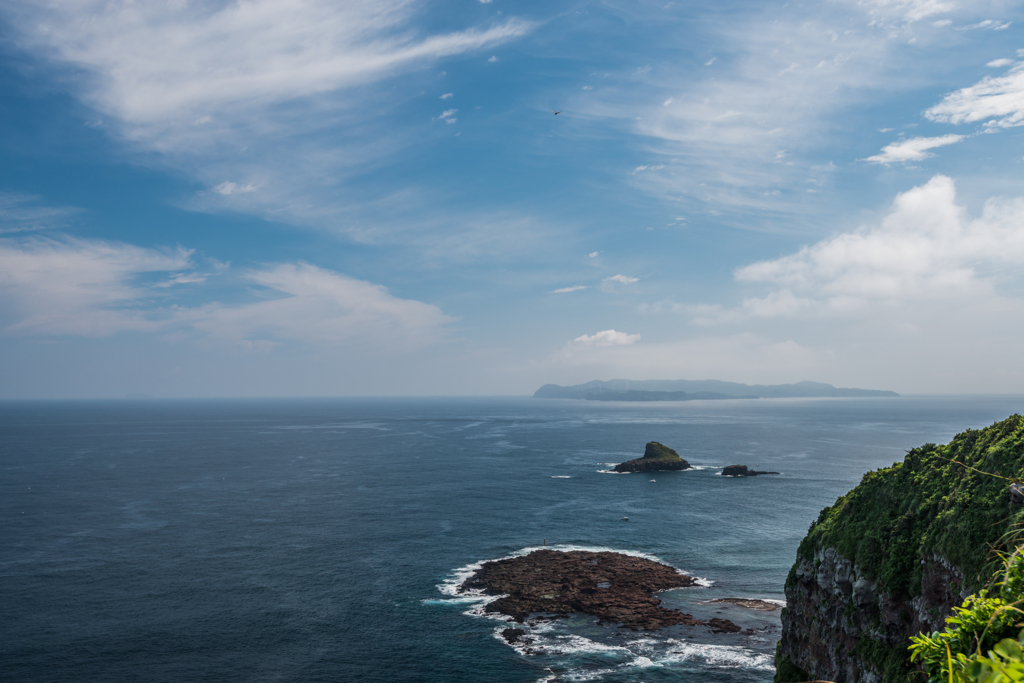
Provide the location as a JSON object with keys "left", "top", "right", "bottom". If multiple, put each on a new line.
{"left": 3, "top": 0, "right": 1024, "bottom": 397}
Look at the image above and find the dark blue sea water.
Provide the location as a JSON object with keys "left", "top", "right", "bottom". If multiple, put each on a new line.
{"left": 3, "top": 396, "right": 1023, "bottom": 682}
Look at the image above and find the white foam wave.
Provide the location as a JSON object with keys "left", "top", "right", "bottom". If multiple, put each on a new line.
{"left": 550, "top": 475, "right": 572, "bottom": 479}
{"left": 421, "top": 596, "right": 491, "bottom": 606}
{"left": 658, "top": 639, "right": 775, "bottom": 670}
{"left": 596, "top": 469, "right": 629, "bottom": 474}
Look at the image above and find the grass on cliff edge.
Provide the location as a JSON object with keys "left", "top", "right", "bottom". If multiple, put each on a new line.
{"left": 796, "top": 414, "right": 1024, "bottom": 599}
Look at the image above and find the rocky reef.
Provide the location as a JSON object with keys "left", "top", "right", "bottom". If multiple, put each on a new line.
{"left": 776, "top": 415, "right": 1024, "bottom": 682}
{"left": 613, "top": 442, "right": 691, "bottom": 473}
{"left": 459, "top": 549, "right": 739, "bottom": 632}
{"left": 721, "top": 465, "right": 779, "bottom": 476}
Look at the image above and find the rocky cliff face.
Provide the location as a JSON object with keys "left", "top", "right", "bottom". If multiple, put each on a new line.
{"left": 779, "top": 548, "right": 968, "bottom": 682}
{"left": 775, "top": 415, "right": 1024, "bottom": 682}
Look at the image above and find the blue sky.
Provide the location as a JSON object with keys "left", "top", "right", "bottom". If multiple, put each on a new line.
{"left": 3, "top": 0, "right": 1024, "bottom": 397}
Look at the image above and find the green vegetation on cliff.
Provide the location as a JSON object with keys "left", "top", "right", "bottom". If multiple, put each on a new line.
{"left": 778, "top": 415, "right": 1024, "bottom": 682}
{"left": 642, "top": 442, "right": 683, "bottom": 461}
{"left": 796, "top": 415, "right": 1024, "bottom": 597}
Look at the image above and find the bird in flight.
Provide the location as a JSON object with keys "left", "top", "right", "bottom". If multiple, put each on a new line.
{"left": 551, "top": 109, "right": 562, "bottom": 115}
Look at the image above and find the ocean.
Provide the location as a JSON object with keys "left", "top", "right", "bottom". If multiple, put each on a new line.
{"left": 3, "top": 395, "right": 1023, "bottom": 682}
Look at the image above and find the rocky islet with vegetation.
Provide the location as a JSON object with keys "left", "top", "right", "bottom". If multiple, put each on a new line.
{"left": 613, "top": 441, "right": 692, "bottom": 473}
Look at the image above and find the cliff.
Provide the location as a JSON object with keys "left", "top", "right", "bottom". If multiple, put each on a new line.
{"left": 614, "top": 442, "right": 691, "bottom": 473}
{"left": 776, "top": 415, "right": 1024, "bottom": 682}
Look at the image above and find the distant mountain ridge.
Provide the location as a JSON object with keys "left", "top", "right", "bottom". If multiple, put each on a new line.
{"left": 534, "top": 379, "right": 898, "bottom": 400}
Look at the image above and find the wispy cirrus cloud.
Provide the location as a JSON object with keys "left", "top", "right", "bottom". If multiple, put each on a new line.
{"left": 2, "top": 0, "right": 533, "bottom": 239}
{"left": 577, "top": 7, "right": 906, "bottom": 222}
{"left": 864, "top": 134, "right": 964, "bottom": 164}
{"left": 8, "top": 0, "right": 530, "bottom": 126}
{"left": 856, "top": 0, "right": 956, "bottom": 24}
{"left": 603, "top": 274, "right": 638, "bottom": 284}
{"left": 551, "top": 285, "right": 588, "bottom": 293}
{"left": 0, "top": 193, "right": 80, "bottom": 234}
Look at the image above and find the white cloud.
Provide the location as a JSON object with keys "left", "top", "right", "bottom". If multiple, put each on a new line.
{"left": 213, "top": 181, "right": 258, "bottom": 196}
{"left": 568, "top": 329, "right": 640, "bottom": 348}
{"left": 926, "top": 63, "right": 1024, "bottom": 128}
{"left": 0, "top": 237, "right": 452, "bottom": 348}
{"left": 864, "top": 134, "right": 964, "bottom": 164}
{"left": 439, "top": 93, "right": 454, "bottom": 99}
{"left": 551, "top": 285, "right": 588, "bottom": 293}
{"left": 181, "top": 263, "right": 453, "bottom": 349}
{"left": 488, "top": 55, "right": 499, "bottom": 62}
{"left": 0, "top": 237, "right": 192, "bottom": 336}
{"left": 480, "top": 0, "right": 493, "bottom": 3}
{"left": 733, "top": 175, "right": 1024, "bottom": 313}
{"left": 987, "top": 58, "right": 1014, "bottom": 68}
{"left": 603, "top": 274, "right": 639, "bottom": 284}
{"left": 588, "top": 251, "right": 600, "bottom": 258}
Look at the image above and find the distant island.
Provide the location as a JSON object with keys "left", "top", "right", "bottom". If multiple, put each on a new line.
{"left": 534, "top": 379, "right": 898, "bottom": 401}
{"left": 614, "top": 442, "right": 691, "bottom": 473}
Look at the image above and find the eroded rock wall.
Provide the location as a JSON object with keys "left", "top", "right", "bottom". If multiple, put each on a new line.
{"left": 778, "top": 547, "right": 969, "bottom": 682}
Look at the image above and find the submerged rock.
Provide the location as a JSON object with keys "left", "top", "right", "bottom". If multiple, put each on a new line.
{"left": 708, "top": 598, "right": 781, "bottom": 611}
{"left": 613, "top": 442, "right": 692, "bottom": 473}
{"left": 459, "top": 549, "right": 737, "bottom": 632}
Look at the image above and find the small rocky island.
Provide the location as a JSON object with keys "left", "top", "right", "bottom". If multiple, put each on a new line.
{"left": 721, "top": 464, "right": 779, "bottom": 477}
{"left": 459, "top": 549, "right": 739, "bottom": 632}
{"left": 613, "top": 442, "right": 691, "bottom": 473}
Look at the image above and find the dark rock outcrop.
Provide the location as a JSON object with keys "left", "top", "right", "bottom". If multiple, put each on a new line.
{"left": 614, "top": 442, "right": 691, "bottom": 473}
{"left": 721, "top": 464, "right": 779, "bottom": 476}
{"left": 459, "top": 549, "right": 738, "bottom": 632}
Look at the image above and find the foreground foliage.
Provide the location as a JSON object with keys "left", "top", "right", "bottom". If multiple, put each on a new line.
{"left": 910, "top": 550, "right": 1024, "bottom": 683}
